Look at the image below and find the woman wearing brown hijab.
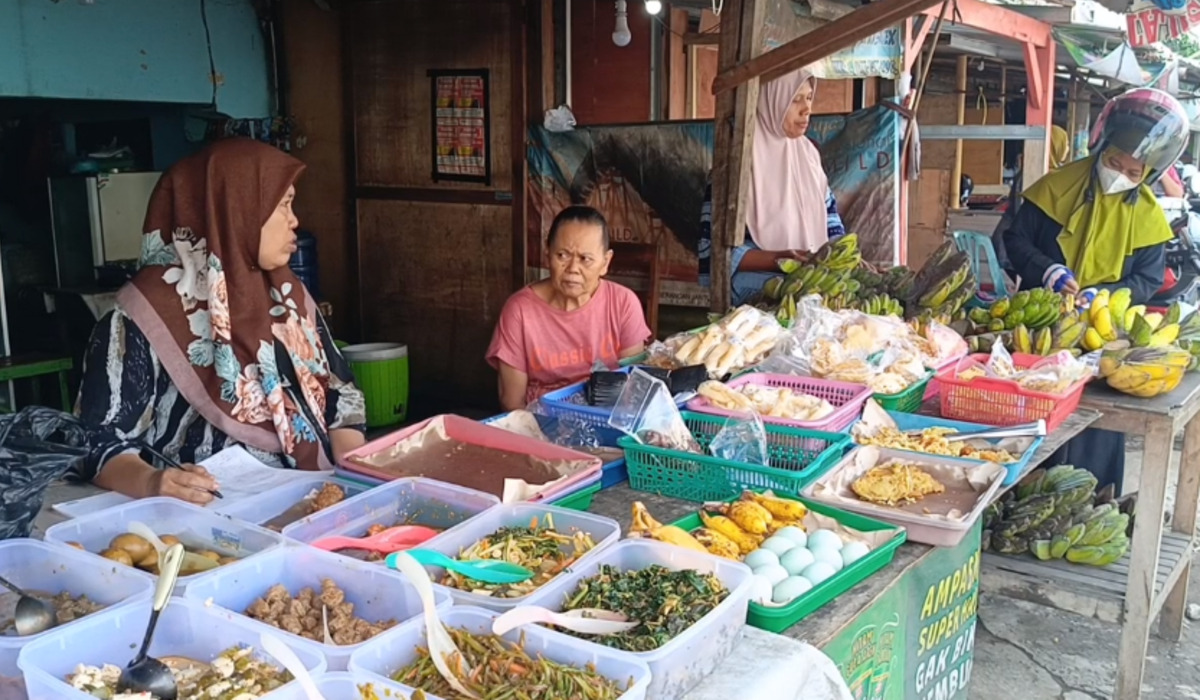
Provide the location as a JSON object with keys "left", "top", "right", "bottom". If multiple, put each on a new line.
{"left": 77, "top": 138, "right": 366, "bottom": 504}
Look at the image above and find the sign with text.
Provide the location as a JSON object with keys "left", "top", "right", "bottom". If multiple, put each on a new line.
{"left": 905, "top": 528, "right": 982, "bottom": 700}
{"left": 1126, "top": 0, "right": 1199, "bottom": 46}
{"left": 823, "top": 584, "right": 906, "bottom": 699}
{"left": 429, "top": 69, "right": 490, "bottom": 183}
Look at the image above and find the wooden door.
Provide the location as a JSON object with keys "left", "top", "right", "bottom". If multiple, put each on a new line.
{"left": 345, "top": 0, "right": 525, "bottom": 411}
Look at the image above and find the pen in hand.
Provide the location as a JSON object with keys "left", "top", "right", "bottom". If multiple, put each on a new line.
{"left": 140, "top": 444, "right": 224, "bottom": 499}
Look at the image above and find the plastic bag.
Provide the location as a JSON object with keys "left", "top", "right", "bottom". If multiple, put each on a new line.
{"left": 709, "top": 412, "right": 769, "bottom": 466}
{"left": 666, "top": 306, "right": 784, "bottom": 377}
{"left": 0, "top": 407, "right": 102, "bottom": 539}
{"left": 920, "top": 321, "right": 969, "bottom": 366}
{"left": 543, "top": 105, "right": 576, "bottom": 132}
{"left": 608, "top": 369, "right": 701, "bottom": 453}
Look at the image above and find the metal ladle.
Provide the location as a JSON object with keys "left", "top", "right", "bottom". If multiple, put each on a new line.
{"left": 117, "top": 544, "right": 185, "bottom": 699}
{"left": 0, "top": 574, "right": 55, "bottom": 636}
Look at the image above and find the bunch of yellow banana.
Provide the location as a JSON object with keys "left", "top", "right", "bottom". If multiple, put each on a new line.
{"left": 1082, "top": 290, "right": 1183, "bottom": 351}
{"left": 1099, "top": 341, "right": 1190, "bottom": 398}
{"left": 685, "top": 492, "right": 809, "bottom": 561}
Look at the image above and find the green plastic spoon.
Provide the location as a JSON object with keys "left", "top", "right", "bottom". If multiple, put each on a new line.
{"left": 385, "top": 549, "right": 534, "bottom": 585}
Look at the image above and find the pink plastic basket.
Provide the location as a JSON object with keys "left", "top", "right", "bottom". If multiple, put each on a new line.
{"left": 685, "top": 374, "right": 871, "bottom": 432}
{"left": 923, "top": 351, "right": 969, "bottom": 402}
{"left": 337, "top": 414, "right": 602, "bottom": 502}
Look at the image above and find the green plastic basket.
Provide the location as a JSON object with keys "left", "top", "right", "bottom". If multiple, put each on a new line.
{"left": 620, "top": 411, "right": 851, "bottom": 502}
{"left": 872, "top": 371, "right": 933, "bottom": 414}
{"left": 549, "top": 481, "right": 602, "bottom": 511}
{"left": 671, "top": 496, "right": 906, "bottom": 633}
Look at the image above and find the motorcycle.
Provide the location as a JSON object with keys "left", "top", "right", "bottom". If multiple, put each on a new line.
{"left": 1147, "top": 198, "right": 1200, "bottom": 308}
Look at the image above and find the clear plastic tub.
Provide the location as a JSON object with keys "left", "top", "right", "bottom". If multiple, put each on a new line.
{"left": 348, "top": 606, "right": 651, "bottom": 700}
{"left": 281, "top": 477, "right": 499, "bottom": 550}
{"left": 416, "top": 503, "right": 621, "bottom": 611}
{"left": 43, "top": 497, "right": 286, "bottom": 589}
{"left": 264, "top": 671, "right": 414, "bottom": 699}
{"left": 213, "top": 475, "right": 369, "bottom": 530}
{"left": 531, "top": 539, "right": 754, "bottom": 700}
{"left": 18, "top": 596, "right": 327, "bottom": 700}
{"left": 182, "top": 545, "right": 452, "bottom": 671}
{"left": 0, "top": 539, "right": 154, "bottom": 683}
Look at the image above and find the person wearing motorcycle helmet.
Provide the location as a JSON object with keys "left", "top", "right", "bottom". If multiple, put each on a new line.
{"left": 1002, "top": 87, "right": 1189, "bottom": 494}
{"left": 992, "top": 125, "right": 1071, "bottom": 270}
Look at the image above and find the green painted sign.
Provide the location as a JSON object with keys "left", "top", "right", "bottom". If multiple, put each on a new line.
{"left": 822, "top": 521, "right": 982, "bottom": 700}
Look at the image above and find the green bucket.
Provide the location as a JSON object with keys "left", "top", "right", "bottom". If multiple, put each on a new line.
{"left": 341, "top": 343, "right": 409, "bottom": 428}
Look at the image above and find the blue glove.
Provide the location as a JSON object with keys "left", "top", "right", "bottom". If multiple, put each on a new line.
{"left": 1076, "top": 288, "right": 1097, "bottom": 308}
{"left": 1043, "top": 264, "right": 1076, "bottom": 293}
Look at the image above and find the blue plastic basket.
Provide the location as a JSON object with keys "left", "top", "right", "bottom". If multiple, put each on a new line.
{"left": 538, "top": 366, "right": 690, "bottom": 431}
{"left": 481, "top": 412, "right": 628, "bottom": 488}
{"left": 881, "top": 410, "right": 1043, "bottom": 485}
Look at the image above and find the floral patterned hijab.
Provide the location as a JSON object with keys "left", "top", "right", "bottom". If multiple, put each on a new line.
{"left": 116, "top": 138, "right": 335, "bottom": 470}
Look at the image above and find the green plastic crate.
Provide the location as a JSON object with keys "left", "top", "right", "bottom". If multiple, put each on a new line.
{"left": 671, "top": 496, "right": 906, "bottom": 633}
{"left": 873, "top": 371, "right": 934, "bottom": 414}
{"left": 620, "top": 411, "right": 851, "bottom": 503}
{"left": 549, "top": 481, "right": 602, "bottom": 511}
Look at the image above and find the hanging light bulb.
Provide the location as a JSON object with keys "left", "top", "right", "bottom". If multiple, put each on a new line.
{"left": 613, "top": 0, "right": 632, "bottom": 47}
{"left": 645, "top": 0, "right": 663, "bottom": 14}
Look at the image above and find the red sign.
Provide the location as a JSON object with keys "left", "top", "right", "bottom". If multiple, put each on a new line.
{"left": 1126, "top": 0, "right": 1199, "bottom": 46}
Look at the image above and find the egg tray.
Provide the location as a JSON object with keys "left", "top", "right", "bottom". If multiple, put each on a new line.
{"left": 670, "top": 496, "right": 906, "bottom": 634}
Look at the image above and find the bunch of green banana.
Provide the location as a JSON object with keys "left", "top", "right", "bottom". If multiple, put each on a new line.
{"left": 775, "top": 293, "right": 799, "bottom": 327}
{"left": 882, "top": 265, "right": 917, "bottom": 300}
{"left": 812, "top": 234, "right": 862, "bottom": 271}
{"left": 855, "top": 293, "right": 904, "bottom": 317}
{"left": 971, "top": 289, "right": 1064, "bottom": 332}
{"left": 983, "top": 465, "right": 1130, "bottom": 566}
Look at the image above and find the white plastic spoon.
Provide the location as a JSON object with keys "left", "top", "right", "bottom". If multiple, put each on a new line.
{"left": 260, "top": 632, "right": 326, "bottom": 700}
{"left": 126, "top": 522, "right": 220, "bottom": 574}
{"left": 388, "top": 551, "right": 479, "bottom": 699}
{"left": 321, "top": 605, "right": 333, "bottom": 645}
{"left": 492, "top": 606, "right": 638, "bottom": 636}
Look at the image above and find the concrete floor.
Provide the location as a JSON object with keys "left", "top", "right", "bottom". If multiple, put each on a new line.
{"left": 971, "top": 440, "right": 1200, "bottom": 699}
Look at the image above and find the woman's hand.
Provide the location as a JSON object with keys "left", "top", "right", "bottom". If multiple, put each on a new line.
{"left": 1043, "top": 264, "right": 1080, "bottom": 295}
{"left": 146, "top": 465, "right": 219, "bottom": 505}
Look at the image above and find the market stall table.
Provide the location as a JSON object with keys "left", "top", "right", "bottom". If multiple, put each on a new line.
{"left": 981, "top": 372, "right": 1200, "bottom": 700}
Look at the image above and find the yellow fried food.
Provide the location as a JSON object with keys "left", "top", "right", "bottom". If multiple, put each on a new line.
{"left": 743, "top": 491, "right": 808, "bottom": 520}
{"left": 700, "top": 511, "right": 759, "bottom": 554}
{"left": 851, "top": 462, "right": 946, "bottom": 506}
{"left": 857, "top": 427, "right": 1016, "bottom": 463}
{"left": 692, "top": 527, "right": 741, "bottom": 560}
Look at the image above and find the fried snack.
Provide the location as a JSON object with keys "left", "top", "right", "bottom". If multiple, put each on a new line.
{"left": 698, "top": 381, "right": 835, "bottom": 421}
{"left": 851, "top": 462, "right": 946, "bottom": 506}
{"left": 857, "top": 427, "right": 1017, "bottom": 463}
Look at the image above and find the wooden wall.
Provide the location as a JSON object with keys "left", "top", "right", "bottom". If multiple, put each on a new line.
{"left": 569, "top": 0, "right": 653, "bottom": 124}
{"left": 280, "top": 0, "right": 350, "bottom": 337}
{"left": 344, "top": 0, "right": 522, "bottom": 410}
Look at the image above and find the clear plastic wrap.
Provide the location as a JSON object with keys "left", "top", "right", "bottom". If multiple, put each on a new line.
{"left": 955, "top": 346, "right": 1097, "bottom": 395}
{"left": 608, "top": 368, "right": 702, "bottom": 453}
{"left": 662, "top": 305, "right": 785, "bottom": 377}
{"left": 709, "top": 412, "right": 769, "bottom": 466}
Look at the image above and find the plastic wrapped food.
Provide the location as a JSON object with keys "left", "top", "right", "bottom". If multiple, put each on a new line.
{"left": 665, "top": 306, "right": 784, "bottom": 377}
{"left": 609, "top": 369, "right": 702, "bottom": 453}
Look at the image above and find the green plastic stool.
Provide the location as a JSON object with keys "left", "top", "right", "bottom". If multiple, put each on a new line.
{"left": 952, "top": 230, "right": 1009, "bottom": 308}
{"left": 0, "top": 356, "right": 74, "bottom": 412}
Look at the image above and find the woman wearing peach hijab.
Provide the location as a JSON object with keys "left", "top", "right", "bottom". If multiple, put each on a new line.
{"left": 698, "top": 66, "right": 845, "bottom": 305}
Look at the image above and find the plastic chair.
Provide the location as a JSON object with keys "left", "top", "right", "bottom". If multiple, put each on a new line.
{"left": 952, "top": 230, "right": 1010, "bottom": 308}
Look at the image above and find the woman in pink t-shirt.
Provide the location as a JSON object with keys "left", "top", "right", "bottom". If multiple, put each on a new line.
{"left": 487, "top": 206, "right": 652, "bottom": 410}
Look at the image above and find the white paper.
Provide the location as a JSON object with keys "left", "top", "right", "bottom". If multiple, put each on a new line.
{"left": 51, "top": 446, "right": 309, "bottom": 519}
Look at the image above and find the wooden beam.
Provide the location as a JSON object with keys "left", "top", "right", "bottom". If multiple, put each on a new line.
{"left": 668, "top": 9, "right": 688, "bottom": 119}
{"left": 683, "top": 32, "right": 721, "bottom": 46}
{"left": 904, "top": 15, "right": 935, "bottom": 73}
{"left": 708, "top": 0, "right": 765, "bottom": 311}
{"left": 920, "top": 0, "right": 1051, "bottom": 47}
{"left": 950, "top": 55, "right": 967, "bottom": 210}
{"left": 1022, "top": 40, "right": 1055, "bottom": 186}
{"left": 511, "top": 0, "right": 529, "bottom": 293}
{"left": 712, "top": 0, "right": 942, "bottom": 96}
{"left": 540, "top": 0, "right": 554, "bottom": 113}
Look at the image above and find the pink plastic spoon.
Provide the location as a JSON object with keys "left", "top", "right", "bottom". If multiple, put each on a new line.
{"left": 310, "top": 525, "right": 439, "bottom": 554}
{"left": 492, "top": 606, "right": 638, "bottom": 636}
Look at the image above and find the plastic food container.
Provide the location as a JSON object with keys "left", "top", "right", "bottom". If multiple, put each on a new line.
{"left": 0, "top": 539, "right": 154, "bottom": 681}
{"left": 213, "top": 474, "right": 369, "bottom": 530}
{"left": 549, "top": 477, "right": 603, "bottom": 511}
{"left": 282, "top": 477, "right": 498, "bottom": 548}
{"left": 414, "top": 503, "right": 621, "bottom": 611}
{"left": 936, "top": 353, "right": 1088, "bottom": 430}
{"left": 18, "top": 596, "right": 327, "bottom": 700}
{"left": 538, "top": 365, "right": 690, "bottom": 431}
{"left": 531, "top": 539, "right": 753, "bottom": 700}
{"left": 482, "top": 411, "right": 630, "bottom": 488}
{"left": 882, "top": 411, "right": 1045, "bottom": 486}
{"left": 183, "top": 546, "right": 450, "bottom": 671}
{"left": 686, "top": 374, "right": 871, "bottom": 432}
{"left": 338, "top": 414, "right": 602, "bottom": 502}
{"left": 621, "top": 410, "right": 851, "bottom": 503}
{"left": 263, "top": 671, "right": 415, "bottom": 699}
{"left": 349, "top": 606, "right": 652, "bottom": 700}
{"left": 43, "top": 497, "right": 286, "bottom": 589}
{"left": 670, "top": 498, "right": 906, "bottom": 633}
{"left": 800, "top": 447, "right": 1006, "bottom": 547}
{"left": 873, "top": 371, "right": 934, "bottom": 414}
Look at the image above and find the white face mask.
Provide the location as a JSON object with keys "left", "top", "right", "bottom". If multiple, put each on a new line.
{"left": 1097, "top": 165, "right": 1140, "bottom": 195}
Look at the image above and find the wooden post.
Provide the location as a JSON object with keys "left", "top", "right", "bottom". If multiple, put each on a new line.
{"left": 1022, "top": 40, "right": 1056, "bottom": 185}
{"left": 950, "top": 55, "right": 968, "bottom": 210}
{"left": 708, "top": 0, "right": 765, "bottom": 311}
{"left": 667, "top": 8, "right": 688, "bottom": 119}
{"left": 540, "top": 0, "right": 555, "bottom": 113}
{"left": 1066, "top": 73, "right": 1078, "bottom": 161}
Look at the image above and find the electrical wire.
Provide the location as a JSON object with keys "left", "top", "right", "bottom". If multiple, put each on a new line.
{"left": 200, "top": 0, "right": 218, "bottom": 108}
